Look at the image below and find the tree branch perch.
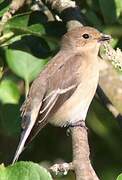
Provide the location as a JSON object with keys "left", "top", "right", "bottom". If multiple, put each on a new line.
{"left": 71, "top": 126, "right": 99, "bottom": 180}
{"left": 49, "top": 126, "right": 99, "bottom": 180}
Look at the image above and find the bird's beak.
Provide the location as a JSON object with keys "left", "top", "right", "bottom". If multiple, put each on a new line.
{"left": 98, "top": 34, "right": 111, "bottom": 42}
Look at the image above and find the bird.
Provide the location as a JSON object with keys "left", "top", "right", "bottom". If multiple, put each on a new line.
{"left": 12, "top": 26, "right": 111, "bottom": 163}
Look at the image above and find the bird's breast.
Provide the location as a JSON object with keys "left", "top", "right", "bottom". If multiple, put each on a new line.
{"left": 50, "top": 59, "right": 99, "bottom": 127}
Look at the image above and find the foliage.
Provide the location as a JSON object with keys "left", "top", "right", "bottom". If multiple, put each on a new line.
{"left": 117, "top": 173, "right": 122, "bottom": 180}
{"left": 0, "top": 162, "right": 52, "bottom": 180}
{"left": 6, "top": 49, "right": 48, "bottom": 96}
{"left": 0, "top": 0, "right": 122, "bottom": 180}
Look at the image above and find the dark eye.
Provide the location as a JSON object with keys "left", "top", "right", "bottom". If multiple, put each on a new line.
{"left": 82, "top": 33, "right": 90, "bottom": 39}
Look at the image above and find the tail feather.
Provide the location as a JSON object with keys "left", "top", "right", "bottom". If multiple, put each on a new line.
{"left": 12, "top": 113, "right": 36, "bottom": 164}
{"left": 12, "top": 101, "right": 42, "bottom": 164}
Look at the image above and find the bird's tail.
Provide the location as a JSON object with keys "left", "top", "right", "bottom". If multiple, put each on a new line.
{"left": 12, "top": 114, "right": 37, "bottom": 164}
{"left": 12, "top": 102, "right": 41, "bottom": 164}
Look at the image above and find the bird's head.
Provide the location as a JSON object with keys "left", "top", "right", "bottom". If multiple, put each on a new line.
{"left": 61, "top": 26, "right": 111, "bottom": 54}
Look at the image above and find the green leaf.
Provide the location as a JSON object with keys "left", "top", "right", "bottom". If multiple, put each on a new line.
{"left": 0, "top": 0, "right": 4, "bottom": 3}
{"left": 6, "top": 49, "right": 48, "bottom": 95}
{"left": 1, "top": 34, "right": 23, "bottom": 47}
{"left": 84, "top": 10, "right": 102, "bottom": 28}
{"left": 115, "top": 0, "right": 122, "bottom": 17}
{"left": 28, "top": 24, "right": 46, "bottom": 37}
{"left": 88, "top": 99, "right": 121, "bottom": 153}
{"left": 6, "top": 49, "right": 48, "bottom": 83}
{"left": 0, "top": 1, "right": 10, "bottom": 17}
{"left": 6, "top": 12, "right": 30, "bottom": 30}
{"left": 99, "top": 0, "right": 117, "bottom": 24}
{"left": 0, "top": 6, "right": 9, "bottom": 17}
{"left": 117, "top": 173, "right": 122, "bottom": 180}
{"left": 0, "top": 162, "right": 53, "bottom": 180}
{"left": 4, "top": 13, "right": 45, "bottom": 37}
{"left": 0, "top": 79, "right": 20, "bottom": 104}
{"left": 104, "top": 25, "right": 122, "bottom": 37}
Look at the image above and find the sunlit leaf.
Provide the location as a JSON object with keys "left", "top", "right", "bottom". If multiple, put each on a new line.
{"left": 6, "top": 49, "right": 48, "bottom": 83}
{"left": 117, "top": 173, "right": 122, "bottom": 180}
{"left": 1, "top": 35, "right": 23, "bottom": 47}
{"left": 0, "top": 1, "right": 10, "bottom": 17}
{"left": 0, "top": 162, "right": 53, "bottom": 180}
{"left": 6, "top": 49, "right": 48, "bottom": 95}
{"left": 115, "top": 0, "right": 122, "bottom": 17}
{"left": 0, "top": 79, "right": 20, "bottom": 104}
{"left": 0, "top": 0, "right": 5, "bottom": 3}
{"left": 4, "top": 13, "right": 45, "bottom": 37}
{"left": 6, "top": 12, "right": 30, "bottom": 30}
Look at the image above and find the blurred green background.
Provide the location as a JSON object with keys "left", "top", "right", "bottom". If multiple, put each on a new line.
{"left": 0, "top": 0, "right": 122, "bottom": 180}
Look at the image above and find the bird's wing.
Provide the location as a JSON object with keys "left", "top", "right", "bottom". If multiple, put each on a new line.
{"left": 12, "top": 52, "right": 83, "bottom": 163}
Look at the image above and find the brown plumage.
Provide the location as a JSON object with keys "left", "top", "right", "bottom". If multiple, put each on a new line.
{"left": 12, "top": 26, "right": 111, "bottom": 163}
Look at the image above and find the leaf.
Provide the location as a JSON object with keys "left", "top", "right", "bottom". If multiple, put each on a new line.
{"left": 88, "top": 99, "right": 121, "bottom": 153}
{"left": 0, "top": 79, "right": 20, "bottom": 104}
{"left": 0, "top": 6, "right": 9, "bottom": 17}
{"left": 0, "top": 0, "right": 4, "bottom": 3}
{"left": 0, "top": 1, "right": 10, "bottom": 17}
{"left": 6, "top": 12, "right": 31, "bottom": 30}
{"left": 104, "top": 25, "right": 122, "bottom": 37}
{"left": 85, "top": 10, "right": 102, "bottom": 28}
{"left": 6, "top": 49, "right": 48, "bottom": 83}
{"left": 6, "top": 49, "right": 48, "bottom": 95}
{"left": 99, "top": 0, "right": 117, "bottom": 24}
{"left": 1, "top": 35, "right": 23, "bottom": 47}
{"left": 28, "top": 24, "right": 46, "bottom": 37}
{"left": 4, "top": 13, "right": 45, "bottom": 37}
{"left": 117, "top": 173, "right": 122, "bottom": 180}
{"left": 115, "top": 0, "right": 122, "bottom": 17}
{"left": 0, "top": 162, "right": 53, "bottom": 180}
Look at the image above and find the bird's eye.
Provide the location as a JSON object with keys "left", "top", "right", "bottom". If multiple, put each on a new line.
{"left": 82, "top": 33, "right": 90, "bottom": 39}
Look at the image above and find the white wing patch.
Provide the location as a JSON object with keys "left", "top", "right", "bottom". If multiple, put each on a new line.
{"left": 39, "top": 85, "right": 77, "bottom": 123}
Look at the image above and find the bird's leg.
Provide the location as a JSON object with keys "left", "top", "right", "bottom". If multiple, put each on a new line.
{"left": 66, "top": 120, "right": 87, "bottom": 136}
{"left": 69, "top": 120, "right": 88, "bottom": 130}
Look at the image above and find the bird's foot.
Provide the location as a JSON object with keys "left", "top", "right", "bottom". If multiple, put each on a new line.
{"left": 69, "top": 120, "right": 88, "bottom": 130}
{"left": 66, "top": 120, "right": 88, "bottom": 135}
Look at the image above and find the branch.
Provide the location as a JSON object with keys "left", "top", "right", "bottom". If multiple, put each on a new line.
{"left": 49, "top": 126, "right": 99, "bottom": 180}
{"left": 71, "top": 126, "right": 99, "bottom": 180}
{"left": 41, "top": 0, "right": 84, "bottom": 29}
